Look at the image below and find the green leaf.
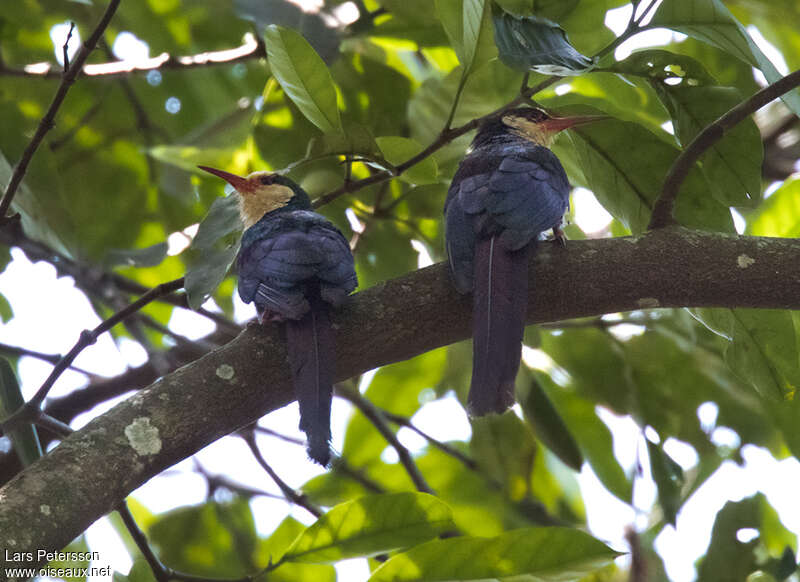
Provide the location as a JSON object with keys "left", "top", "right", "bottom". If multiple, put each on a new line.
{"left": 283, "top": 492, "right": 455, "bottom": 563}
{"left": 609, "top": 48, "right": 717, "bottom": 85}
{"left": 690, "top": 308, "right": 799, "bottom": 400}
{"left": 46, "top": 536, "right": 91, "bottom": 582}
{"left": 264, "top": 25, "right": 343, "bottom": 133}
{"left": 538, "top": 374, "right": 633, "bottom": 503}
{"left": 646, "top": 439, "right": 684, "bottom": 526}
{"left": 257, "top": 517, "right": 336, "bottom": 581}
{"left": 0, "top": 292, "right": 13, "bottom": 323}
{"left": 0, "top": 357, "right": 42, "bottom": 466}
{"left": 375, "top": 136, "right": 439, "bottom": 185}
{"left": 149, "top": 499, "right": 259, "bottom": 577}
{"left": 114, "top": 559, "right": 158, "bottom": 582}
{"left": 305, "top": 126, "right": 381, "bottom": 160}
{"left": 184, "top": 245, "right": 239, "bottom": 310}
{"left": 746, "top": 176, "right": 800, "bottom": 237}
{"left": 191, "top": 194, "right": 243, "bottom": 251}
{"left": 368, "top": 527, "right": 619, "bottom": 581}
{"left": 492, "top": 10, "right": 595, "bottom": 74}
{"left": 436, "top": 0, "right": 496, "bottom": 75}
{"left": 470, "top": 412, "right": 537, "bottom": 497}
{"left": 654, "top": 84, "right": 763, "bottom": 207}
{"left": 649, "top": 0, "right": 800, "bottom": 117}
{"left": 102, "top": 242, "right": 168, "bottom": 269}
{"left": 518, "top": 375, "right": 583, "bottom": 471}
{"left": 557, "top": 116, "right": 733, "bottom": 233}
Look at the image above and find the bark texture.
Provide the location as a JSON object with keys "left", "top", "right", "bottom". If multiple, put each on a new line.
{"left": 2, "top": 227, "right": 800, "bottom": 568}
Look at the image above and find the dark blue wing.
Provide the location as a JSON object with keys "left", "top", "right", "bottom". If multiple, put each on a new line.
{"left": 444, "top": 145, "right": 570, "bottom": 291}
{"left": 238, "top": 211, "right": 357, "bottom": 320}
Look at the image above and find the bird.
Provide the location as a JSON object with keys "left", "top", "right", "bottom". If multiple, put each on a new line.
{"left": 444, "top": 107, "right": 602, "bottom": 415}
{"left": 199, "top": 166, "right": 357, "bottom": 465}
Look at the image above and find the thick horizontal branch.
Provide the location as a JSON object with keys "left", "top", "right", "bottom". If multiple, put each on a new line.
{"left": 2, "top": 228, "right": 800, "bottom": 566}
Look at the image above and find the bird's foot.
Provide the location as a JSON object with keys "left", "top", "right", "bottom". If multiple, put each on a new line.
{"left": 551, "top": 226, "right": 568, "bottom": 247}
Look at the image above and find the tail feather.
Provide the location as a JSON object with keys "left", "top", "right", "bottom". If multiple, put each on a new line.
{"left": 469, "top": 236, "right": 530, "bottom": 415}
{"left": 286, "top": 298, "right": 334, "bottom": 465}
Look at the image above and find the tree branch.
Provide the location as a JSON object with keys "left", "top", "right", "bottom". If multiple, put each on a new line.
{"left": 0, "top": 0, "right": 122, "bottom": 218}
{"left": 649, "top": 67, "right": 800, "bottom": 229}
{"left": 2, "top": 228, "right": 800, "bottom": 566}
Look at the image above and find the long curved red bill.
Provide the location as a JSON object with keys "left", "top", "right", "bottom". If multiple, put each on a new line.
{"left": 541, "top": 115, "right": 609, "bottom": 133}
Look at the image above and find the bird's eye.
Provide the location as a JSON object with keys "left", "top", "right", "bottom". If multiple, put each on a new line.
{"left": 259, "top": 176, "right": 272, "bottom": 185}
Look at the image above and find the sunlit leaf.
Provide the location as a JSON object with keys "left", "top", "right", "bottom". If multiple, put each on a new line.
{"left": 284, "top": 492, "right": 455, "bottom": 563}
{"left": 103, "top": 242, "right": 168, "bottom": 269}
{"left": 746, "top": 176, "right": 800, "bottom": 237}
{"left": 646, "top": 439, "right": 684, "bottom": 525}
{"left": 649, "top": 0, "right": 800, "bottom": 117}
{"left": 368, "top": 527, "right": 618, "bottom": 581}
{"left": 265, "top": 25, "right": 343, "bottom": 133}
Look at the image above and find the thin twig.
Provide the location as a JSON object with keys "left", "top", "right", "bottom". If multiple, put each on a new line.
{"left": 336, "top": 386, "right": 433, "bottom": 494}
{"left": 0, "top": 36, "right": 265, "bottom": 80}
{"left": 240, "top": 430, "right": 323, "bottom": 518}
{"left": 29, "top": 278, "right": 185, "bottom": 408}
{"left": 61, "top": 23, "right": 76, "bottom": 72}
{"left": 252, "top": 425, "right": 305, "bottom": 446}
{"left": 649, "top": 67, "right": 800, "bottom": 229}
{"left": 33, "top": 413, "right": 73, "bottom": 438}
{"left": 117, "top": 500, "right": 256, "bottom": 582}
{"left": 0, "top": 0, "right": 122, "bottom": 218}
{"left": 0, "top": 341, "right": 96, "bottom": 376}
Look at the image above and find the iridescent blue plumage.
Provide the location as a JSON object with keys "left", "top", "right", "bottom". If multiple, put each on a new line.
{"left": 444, "top": 108, "right": 576, "bottom": 415}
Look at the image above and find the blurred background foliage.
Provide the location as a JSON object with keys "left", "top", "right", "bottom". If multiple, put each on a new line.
{"left": 1, "top": 0, "right": 800, "bottom": 581}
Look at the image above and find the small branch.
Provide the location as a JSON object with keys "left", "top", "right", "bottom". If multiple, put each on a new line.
{"left": 0, "top": 341, "right": 95, "bottom": 376}
{"left": 117, "top": 501, "right": 170, "bottom": 582}
{"left": 252, "top": 425, "right": 305, "bottom": 446}
{"left": 61, "top": 23, "right": 76, "bottom": 72}
{"left": 33, "top": 413, "right": 74, "bottom": 438}
{"left": 240, "top": 430, "right": 323, "bottom": 518}
{"left": 0, "top": 0, "right": 122, "bottom": 218}
{"left": 0, "top": 36, "right": 265, "bottom": 80}
{"left": 378, "top": 408, "right": 479, "bottom": 471}
{"left": 28, "top": 278, "right": 185, "bottom": 408}
{"left": 336, "top": 386, "right": 433, "bottom": 494}
{"left": 649, "top": 67, "right": 800, "bottom": 229}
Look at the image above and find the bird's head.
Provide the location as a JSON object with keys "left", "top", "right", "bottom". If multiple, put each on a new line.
{"left": 486, "top": 107, "right": 606, "bottom": 148}
{"left": 198, "top": 166, "right": 311, "bottom": 228}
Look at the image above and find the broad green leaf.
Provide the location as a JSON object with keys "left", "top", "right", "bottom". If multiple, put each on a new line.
{"left": 558, "top": 116, "right": 733, "bottom": 233}
{"left": 538, "top": 374, "right": 633, "bottom": 503}
{"left": 114, "top": 559, "right": 157, "bottom": 582}
{"left": 494, "top": 0, "right": 534, "bottom": 16}
{"left": 305, "top": 126, "right": 381, "bottom": 160}
{"left": 264, "top": 25, "right": 343, "bottom": 133}
{"left": 257, "top": 517, "right": 336, "bottom": 582}
{"left": 149, "top": 499, "right": 259, "bottom": 577}
{"left": 0, "top": 293, "right": 13, "bottom": 323}
{"left": 368, "top": 527, "right": 618, "bottom": 581}
{"left": 746, "top": 176, "right": 800, "bottom": 237}
{"left": 649, "top": 0, "right": 800, "bottom": 117}
{"left": 609, "top": 49, "right": 716, "bottom": 85}
{"left": 184, "top": 245, "right": 239, "bottom": 310}
{"left": 375, "top": 136, "right": 439, "bottom": 185}
{"left": 646, "top": 439, "right": 684, "bottom": 526}
{"left": 102, "top": 242, "right": 168, "bottom": 269}
{"left": 0, "top": 357, "right": 42, "bottom": 466}
{"left": 190, "top": 194, "right": 243, "bottom": 251}
{"left": 108, "top": 499, "right": 157, "bottom": 558}
{"left": 46, "top": 537, "right": 91, "bottom": 582}
{"left": 690, "top": 308, "right": 799, "bottom": 400}
{"left": 284, "top": 492, "right": 455, "bottom": 563}
{"left": 518, "top": 375, "right": 583, "bottom": 471}
{"left": 436, "top": 0, "right": 495, "bottom": 75}
{"left": 493, "top": 11, "right": 595, "bottom": 74}
{"left": 655, "top": 85, "right": 763, "bottom": 207}
{"left": 0, "top": 151, "right": 73, "bottom": 257}
{"left": 470, "top": 412, "right": 537, "bottom": 498}
{"left": 698, "top": 495, "right": 796, "bottom": 581}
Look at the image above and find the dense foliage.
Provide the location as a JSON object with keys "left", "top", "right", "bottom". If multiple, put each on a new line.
{"left": 1, "top": 0, "right": 800, "bottom": 581}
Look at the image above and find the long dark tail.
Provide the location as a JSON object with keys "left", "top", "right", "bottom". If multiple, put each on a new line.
{"left": 286, "top": 297, "right": 334, "bottom": 465}
{"left": 469, "top": 236, "right": 530, "bottom": 415}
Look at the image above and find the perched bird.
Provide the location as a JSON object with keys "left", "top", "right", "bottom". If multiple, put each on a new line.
{"left": 444, "top": 107, "right": 602, "bottom": 415}
{"left": 199, "top": 166, "right": 357, "bottom": 465}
